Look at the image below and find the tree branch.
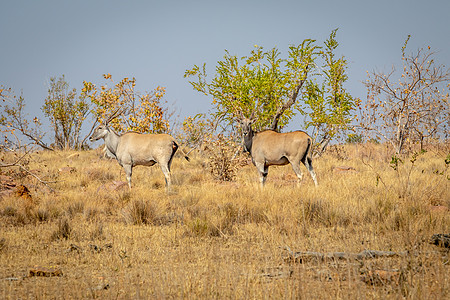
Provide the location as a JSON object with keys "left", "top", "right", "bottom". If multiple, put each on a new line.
{"left": 269, "top": 66, "right": 309, "bottom": 131}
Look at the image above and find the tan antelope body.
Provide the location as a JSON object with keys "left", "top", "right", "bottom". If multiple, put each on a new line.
{"left": 242, "top": 119, "right": 318, "bottom": 187}
{"left": 90, "top": 124, "right": 189, "bottom": 189}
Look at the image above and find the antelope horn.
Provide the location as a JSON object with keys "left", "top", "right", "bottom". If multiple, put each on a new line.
{"left": 105, "top": 107, "right": 125, "bottom": 124}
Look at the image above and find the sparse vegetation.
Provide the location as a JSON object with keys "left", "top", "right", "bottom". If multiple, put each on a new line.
{"left": 0, "top": 143, "right": 448, "bottom": 298}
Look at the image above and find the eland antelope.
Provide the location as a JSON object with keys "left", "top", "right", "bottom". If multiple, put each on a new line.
{"left": 241, "top": 118, "right": 318, "bottom": 187}
{"left": 89, "top": 113, "right": 189, "bottom": 190}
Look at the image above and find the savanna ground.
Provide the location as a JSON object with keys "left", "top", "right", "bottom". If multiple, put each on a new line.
{"left": 0, "top": 143, "right": 449, "bottom": 299}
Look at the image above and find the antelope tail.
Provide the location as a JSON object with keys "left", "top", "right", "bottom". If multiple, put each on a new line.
{"left": 302, "top": 137, "right": 313, "bottom": 164}
{"left": 173, "top": 141, "right": 190, "bottom": 162}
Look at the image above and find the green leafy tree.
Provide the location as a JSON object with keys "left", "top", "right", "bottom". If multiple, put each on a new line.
{"left": 302, "top": 29, "right": 358, "bottom": 156}
{"left": 185, "top": 30, "right": 356, "bottom": 156}
{"left": 185, "top": 39, "right": 319, "bottom": 132}
{"left": 42, "top": 75, "right": 90, "bottom": 150}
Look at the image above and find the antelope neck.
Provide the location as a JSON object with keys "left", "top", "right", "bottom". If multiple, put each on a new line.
{"left": 105, "top": 127, "right": 120, "bottom": 155}
{"left": 243, "top": 128, "right": 254, "bottom": 154}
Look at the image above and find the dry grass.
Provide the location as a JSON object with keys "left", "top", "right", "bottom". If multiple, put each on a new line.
{"left": 0, "top": 144, "right": 449, "bottom": 299}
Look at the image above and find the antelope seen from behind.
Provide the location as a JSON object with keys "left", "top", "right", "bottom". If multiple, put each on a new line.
{"left": 89, "top": 109, "right": 189, "bottom": 190}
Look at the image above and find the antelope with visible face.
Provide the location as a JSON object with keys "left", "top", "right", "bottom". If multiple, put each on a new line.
{"left": 240, "top": 117, "right": 318, "bottom": 187}
{"left": 89, "top": 110, "right": 189, "bottom": 189}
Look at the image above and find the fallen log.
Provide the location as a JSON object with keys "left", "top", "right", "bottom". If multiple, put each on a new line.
{"left": 284, "top": 248, "right": 407, "bottom": 263}
{"left": 29, "top": 266, "right": 63, "bottom": 277}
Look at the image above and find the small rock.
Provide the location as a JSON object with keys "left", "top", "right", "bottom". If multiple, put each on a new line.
{"left": 15, "top": 184, "right": 32, "bottom": 200}
{"left": 93, "top": 283, "right": 110, "bottom": 290}
{"left": 58, "top": 167, "right": 76, "bottom": 173}
{"left": 97, "top": 181, "right": 128, "bottom": 193}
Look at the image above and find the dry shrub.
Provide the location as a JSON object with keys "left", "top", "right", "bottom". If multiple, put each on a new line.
{"left": 122, "top": 199, "right": 160, "bottom": 225}
{"left": 84, "top": 206, "right": 102, "bottom": 222}
{"left": 84, "top": 168, "right": 116, "bottom": 184}
{"left": 326, "top": 144, "right": 349, "bottom": 160}
{"left": 218, "top": 202, "right": 267, "bottom": 234}
{"left": 0, "top": 195, "right": 43, "bottom": 225}
{"left": 299, "top": 198, "right": 353, "bottom": 228}
{"left": 387, "top": 210, "right": 408, "bottom": 231}
{"left": 185, "top": 170, "right": 206, "bottom": 185}
{"left": 2, "top": 205, "right": 17, "bottom": 217}
{"left": 184, "top": 202, "right": 268, "bottom": 237}
{"left": 88, "top": 222, "right": 105, "bottom": 240}
{"left": 301, "top": 198, "right": 332, "bottom": 226}
{"left": 39, "top": 201, "right": 62, "bottom": 220}
{"left": 368, "top": 197, "right": 396, "bottom": 223}
{"left": 51, "top": 217, "right": 72, "bottom": 240}
{"left": 66, "top": 201, "right": 84, "bottom": 217}
{"left": 204, "top": 134, "right": 247, "bottom": 182}
{"left": 1, "top": 205, "right": 26, "bottom": 226}
{"left": 186, "top": 217, "right": 221, "bottom": 237}
{"left": 103, "top": 197, "right": 117, "bottom": 216}
{"left": 35, "top": 207, "right": 50, "bottom": 222}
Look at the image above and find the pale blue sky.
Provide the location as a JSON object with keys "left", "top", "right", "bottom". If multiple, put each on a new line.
{"left": 1, "top": 0, "right": 449, "bottom": 136}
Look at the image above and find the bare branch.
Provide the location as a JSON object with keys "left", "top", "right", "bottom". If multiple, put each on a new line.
{"left": 269, "top": 65, "right": 309, "bottom": 131}
{"left": 0, "top": 150, "right": 31, "bottom": 167}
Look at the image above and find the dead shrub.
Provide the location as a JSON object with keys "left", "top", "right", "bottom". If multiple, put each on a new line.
{"left": 122, "top": 199, "right": 158, "bottom": 225}
{"left": 2, "top": 206, "right": 17, "bottom": 217}
{"left": 204, "top": 134, "right": 247, "bottom": 182}
{"left": 185, "top": 217, "right": 221, "bottom": 237}
{"left": 364, "top": 197, "right": 397, "bottom": 224}
{"left": 84, "top": 206, "right": 101, "bottom": 222}
{"left": 388, "top": 211, "right": 408, "bottom": 231}
{"left": 85, "top": 168, "right": 116, "bottom": 184}
{"left": 301, "top": 198, "right": 330, "bottom": 225}
{"left": 51, "top": 217, "right": 72, "bottom": 240}
{"left": 326, "top": 144, "right": 349, "bottom": 160}
{"left": 89, "top": 222, "right": 105, "bottom": 240}
{"left": 218, "top": 202, "right": 268, "bottom": 234}
{"left": 67, "top": 201, "right": 84, "bottom": 217}
{"left": 1, "top": 206, "right": 26, "bottom": 226}
{"left": 35, "top": 207, "right": 50, "bottom": 222}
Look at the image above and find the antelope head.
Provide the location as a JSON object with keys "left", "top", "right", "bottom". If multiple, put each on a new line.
{"left": 238, "top": 111, "right": 257, "bottom": 153}
{"left": 89, "top": 123, "right": 109, "bottom": 142}
{"left": 89, "top": 107, "right": 125, "bottom": 142}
